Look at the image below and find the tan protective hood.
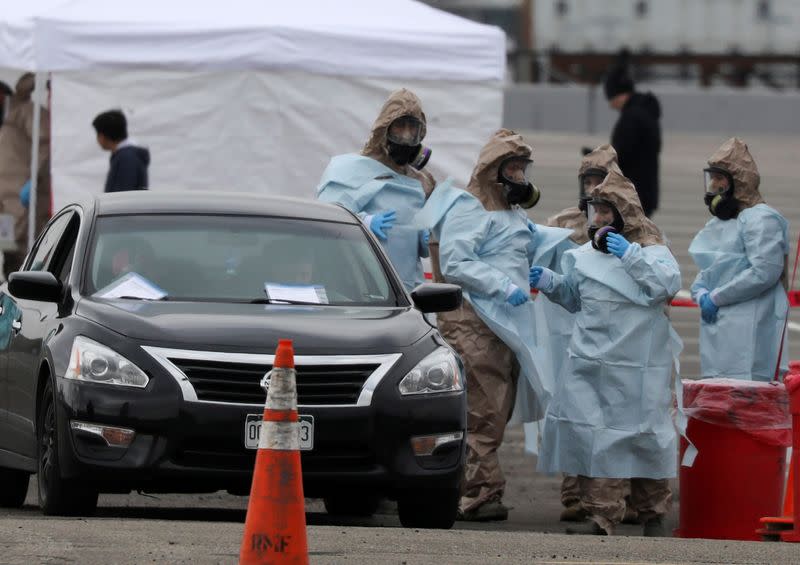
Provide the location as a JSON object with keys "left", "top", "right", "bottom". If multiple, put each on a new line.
{"left": 548, "top": 144, "right": 622, "bottom": 244}
{"left": 360, "top": 88, "right": 434, "bottom": 194}
{"left": 589, "top": 170, "right": 663, "bottom": 247}
{"left": 547, "top": 207, "right": 589, "bottom": 244}
{"left": 12, "top": 73, "right": 35, "bottom": 103}
{"left": 579, "top": 143, "right": 623, "bottom": 177}
{"left": 706, "top": 137, "right": 764, "bottom": 210}
{"left": 466, "top": 128, "right": 532, "bottom": 211}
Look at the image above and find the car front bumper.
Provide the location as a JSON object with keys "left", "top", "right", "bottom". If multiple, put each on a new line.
{"left": 55, "top": 374, "right": 466, "bottom": 497}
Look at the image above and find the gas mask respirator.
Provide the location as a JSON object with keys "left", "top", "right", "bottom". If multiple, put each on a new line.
{"left": 386, "top": 115, "right": 432, "bottom": 170}
{"left": 586, "top": 200, "right": 625, "bottom": 254}
{"left": 703, "top": 167, "right": 738, "bottom": 221}
{"left": 498, "top": 157, "right": 540, "bottom": 209}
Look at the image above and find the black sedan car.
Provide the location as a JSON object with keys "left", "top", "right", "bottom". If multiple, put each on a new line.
{"left": 0, "top": 192, "right": 465, "bottom": 528}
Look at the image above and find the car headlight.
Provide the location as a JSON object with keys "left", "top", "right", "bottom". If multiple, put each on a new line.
{"left": 398, "top": 347, "right": 463, "bottom": 395}
{"left": 65, "top": 336, "right": 149, "bottom": 388}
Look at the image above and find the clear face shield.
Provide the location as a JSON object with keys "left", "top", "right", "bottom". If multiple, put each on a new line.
{"left": 586, "top": 199, "right": 623, "bottom": 254}
{"left": 587, "top": 200, "right": 616, "bottom": 228}
{"left": 579, "top": 169, "right": 606, "bottom": 197}
{"left": 500, "top": 157, "right": 533, "bottom": 186}
{"left": 387, "top": 115, "right": 424, "bottom": 147}
{"left": 703, "top": 167, "right": 738, "bottom": 220}
{"left": 703, "top": 168, "right": 732, "bottom": 197}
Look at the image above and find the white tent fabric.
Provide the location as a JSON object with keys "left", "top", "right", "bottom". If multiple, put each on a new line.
{"left": 1, "top": 0, "right": 505, "bottom": 235}
{"left": 35, "top": 0, "right": 505, "bottom": 81}
{"left": 0, "top": 1, "right": 65, "bottom": 70}
{"left": 51, "top": 70, "right": 503, "bottom": 210}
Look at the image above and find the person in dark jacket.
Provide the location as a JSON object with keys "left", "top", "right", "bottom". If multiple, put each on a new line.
{"left": 604, "top": 65, "right": 661, "bottom": 217}
{"left": 92, "top": 110, "right": 150, "bottom": 192}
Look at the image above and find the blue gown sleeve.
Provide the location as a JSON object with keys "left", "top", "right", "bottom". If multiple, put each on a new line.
{"left": 620, "top": 243, "right": 682, "bottom": 305}
{"left": 711, "top": 213, "right": 787, "bottom": 307}
{"left": 690, "top": 270, "right": 709, "bottom": 302}
{"left": 317, "top": 180, "right": 363, "bottom": 213}
{"left": 438, "top": 213, "right": 512, "bottom": 300}
{"left": 540, "top": 252, "right": 581, "bottom": 313}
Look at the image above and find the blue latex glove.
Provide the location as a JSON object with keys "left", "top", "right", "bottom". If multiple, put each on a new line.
{"left": 421, "top": 229, "right": 430, "bottom": 245}
{"left": 19, "top": 179, "right": 31, "bottom": 208}
{"left": 529, "top": 266, "right": 543, "bottom": 288}
{"left": 699, "top": 293, "right": 719, "bottom": 324}
{"left": 606, "top": 232, "right": 631, "bottom": 259}
{"left": 369, "top": 210, "right": 396, "bottom": 240}
{"left": 506, "top": 286, "right": 528, "bottom": 306}
{"left": 527, "top": 220, "right": 537, "bottom": 235}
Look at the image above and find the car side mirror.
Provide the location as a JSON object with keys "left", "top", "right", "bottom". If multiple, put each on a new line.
{"left": 410, "top": 283, "right": 462, "bottom": 313}
{"left": 8, "top": 271, "right": 63, "bottom": 303}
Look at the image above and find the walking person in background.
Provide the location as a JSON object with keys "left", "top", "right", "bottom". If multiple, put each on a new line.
{"left": 92, "top": 109, "right": 150, "bottom": 192}
{"left": 604, "top": 53, "right": 662, "bottom": 218}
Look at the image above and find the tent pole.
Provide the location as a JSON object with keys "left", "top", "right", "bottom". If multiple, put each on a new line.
{"left": 27, "top": 72, "right": 43, "bottom": 252}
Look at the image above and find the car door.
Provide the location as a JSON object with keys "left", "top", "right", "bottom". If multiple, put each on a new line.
{"left": 5, "top": 211, "right": 76, "bottom": 458}
{"left": 0, "top": 290, "right": 17, "bottom": 452}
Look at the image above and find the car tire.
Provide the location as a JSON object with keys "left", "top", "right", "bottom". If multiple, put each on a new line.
{"left": 0, "top": 468, "right": 30, "bottom": 508}
{"left": 323, "top": 493, "right": 380, "bottom": 517}
{"left": 37, "top": 379, "right": 99, "bottom": 516}
{"left": 397, "top": 488, "right": 459, "bottom": 529}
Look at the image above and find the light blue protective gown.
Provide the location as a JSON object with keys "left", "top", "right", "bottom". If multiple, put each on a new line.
{"left": 416, "top": 181, "right": 554, "bottom": 419}
{"left": 689, "top": 204, "right": 789, "bottom": 381}
{"left": 521, "top": 232, "right": 578, "bottom": 455}
{"left": 537, "top": 241, "right": 683, "bottom": 479}
{"left": 317, "top": 154, "right": 429, "bottom": 291}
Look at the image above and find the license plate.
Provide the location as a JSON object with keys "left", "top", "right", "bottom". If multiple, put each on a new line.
{"left": 244, "top": 414, "right": 314, "bottom": 451}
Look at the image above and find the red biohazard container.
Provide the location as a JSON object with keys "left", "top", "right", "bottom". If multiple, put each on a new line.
{"left": 782, "top": 374, "right": 800, "bottom": 542}
{"left": 677, "top": 378, "right": 792, "bottom": 541}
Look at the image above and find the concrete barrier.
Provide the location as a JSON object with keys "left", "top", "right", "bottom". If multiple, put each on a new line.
{"left": 504, "top": 84, "right": 800, "bottom": 136}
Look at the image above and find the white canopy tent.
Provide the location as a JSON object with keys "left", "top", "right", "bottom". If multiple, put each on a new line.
{"left": 1, "top": 0, "right": 506, "bottom": 248}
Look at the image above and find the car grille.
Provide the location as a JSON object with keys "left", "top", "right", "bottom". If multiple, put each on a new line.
{"left": 169, "top": 358, "right": 380, "bottom": 406}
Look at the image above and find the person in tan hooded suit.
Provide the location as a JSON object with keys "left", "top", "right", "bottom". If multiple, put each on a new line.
{"left": 545, "top": 144, "right": 639, "bottom": 523}
{"left": 0, "top": 73, "right": 51, "bottom": 276}
{"left": 317, "top": 89, "right": 435, "bottom": 292}
{"left": 689, "top": 138, "right": 789, "bottom": 381}
{"left": 428, "top": 129, "right": 543, "bottom": 521}
{"left": 547, "top": 144, "right": 622, "bottom": 245}
{"left": 531, "top": 170, "right": 681, "bottom": 536}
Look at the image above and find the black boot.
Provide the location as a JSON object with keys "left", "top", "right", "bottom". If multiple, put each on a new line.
{"left": 642, "top": 516, "right": 668, "bottom": 537}
{"left": 565, "top": 520, "right": 609, "bottom": 535}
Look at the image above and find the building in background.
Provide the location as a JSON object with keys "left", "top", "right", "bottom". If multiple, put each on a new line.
{"left": 423, "top": 0, "right": 800, "bottom": 88}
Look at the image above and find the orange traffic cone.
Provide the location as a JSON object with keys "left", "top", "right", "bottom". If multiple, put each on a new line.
{"left": 757, "top": 453, "right": 795, "bottom": 541}
{"left": 239, "top": 339, "right": 308, "bottom": 564}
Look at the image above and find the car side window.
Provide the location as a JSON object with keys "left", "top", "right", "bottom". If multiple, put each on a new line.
{"left": 25, "top": 213, "right": 74, "bottom": 272}
{"left": 48, "top": 216, "right": 80, "bottom": 284}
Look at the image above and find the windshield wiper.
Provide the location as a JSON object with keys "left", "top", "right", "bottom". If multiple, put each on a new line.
{"left": 115, "top": 295, "right": 170, "bottom": 301}
{"left": 249, "top": 298, "right": 325, "bottom": 306}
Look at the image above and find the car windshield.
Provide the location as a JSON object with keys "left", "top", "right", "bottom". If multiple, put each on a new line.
{"left": 85, "top": 214, "right": 400, "bottom": 306}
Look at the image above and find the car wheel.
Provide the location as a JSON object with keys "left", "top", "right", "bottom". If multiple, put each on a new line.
{"left": 323, "top": 493, "right": 380, "bottom": 517}
{"left": 0, "top": 468, "right": 30, "bottom": 508}
{"left": 397, "top": 488, "right": 459, "bottom": 529}
{"left": 37, "top": 379, "right": 99, "bottom": 516}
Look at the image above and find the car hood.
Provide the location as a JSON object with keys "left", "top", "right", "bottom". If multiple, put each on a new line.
{"left": 76, "top": 298, "right": 432, "bottom": 353}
